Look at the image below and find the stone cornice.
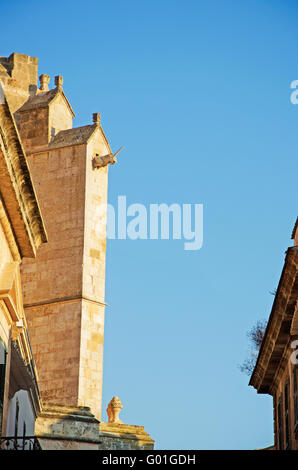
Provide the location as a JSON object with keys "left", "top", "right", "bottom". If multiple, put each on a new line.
{"left": 0, "top": 98, "right": 47, "bottom": 257}
{"left": 0, "top": 194, "right": 21, "bottom": 261}
{"left": 99, "top": 422, "right": 155, "bottom": 445}
{"left": 250, "top": 247, "right": 298, "bottom": 393}
{"left": 23, "top": 294, "right": 107, "bottom": 309}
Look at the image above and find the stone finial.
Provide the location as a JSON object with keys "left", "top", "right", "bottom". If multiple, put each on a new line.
{"left": 106, "top": 396, "right": 123, "bottom": 424}
{"left": 55, "top": 75, "right": 63, "bottom": 89}
{"left": 39, "top": 74, "right": 50, "bottom": 92}
{"left": 93, "top": 113, "right": 101, "bottom": 126}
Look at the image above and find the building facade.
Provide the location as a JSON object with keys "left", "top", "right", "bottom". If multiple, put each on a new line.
{"left": 0, "top": 77, "right": 47, "bottom": 449}
{"left": 0, "top": 52, "right": 154, "bottom": 450}
{"left": 250, "top": 219, "right": 298, "bottom": 450}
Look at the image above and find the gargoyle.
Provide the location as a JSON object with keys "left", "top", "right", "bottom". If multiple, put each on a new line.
{"left": 92, "top": 146, "right": 123, "bottom": 169}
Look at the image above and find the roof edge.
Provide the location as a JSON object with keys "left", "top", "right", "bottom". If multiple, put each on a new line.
{"left": 249, "top": 246, "right": 298, "bottom": 391}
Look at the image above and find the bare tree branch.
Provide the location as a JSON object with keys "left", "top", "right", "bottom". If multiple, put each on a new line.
{"left": 239, "top": 319, "right": 267, "bottom": 376}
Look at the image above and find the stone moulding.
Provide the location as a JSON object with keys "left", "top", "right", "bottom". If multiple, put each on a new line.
{"left": 0, "top": 262, "right": 21, "bottom": 321}
{"left": 23, "top": 294, "right": 107, "bottom": 310}
{"left": 99, "top": 422, "right": 155, "bottom": 450}
{"left": 0, "top": 97, "right": 47, "bottom": 258}
{"left": 250, "top": 246, "right": 298, "bottom": 393}
{"left": 34, "top": 404, "right": 101, "bottom": 445}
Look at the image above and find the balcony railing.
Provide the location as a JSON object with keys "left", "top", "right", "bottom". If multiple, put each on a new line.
{"left": 0, "top": 436, "right": 41, "bottom": 450}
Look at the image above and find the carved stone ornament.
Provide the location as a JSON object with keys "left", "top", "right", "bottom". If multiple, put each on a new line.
{"left": 93, "top": 153, "right": 117, "bottom": 169}
{"left": 92, "top": 146, "right": 123, "bottom": 169}
{"left": 106, "top": 396, "right": 123, "bottom": 424}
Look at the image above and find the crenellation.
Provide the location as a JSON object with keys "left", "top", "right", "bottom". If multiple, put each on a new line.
{"left": 0, "top": 53, "right": 38, "bottom": 112}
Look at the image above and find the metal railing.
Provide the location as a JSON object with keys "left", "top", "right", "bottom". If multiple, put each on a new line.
{"left": 0, "top": 436, "right": 41, "bottom": 450}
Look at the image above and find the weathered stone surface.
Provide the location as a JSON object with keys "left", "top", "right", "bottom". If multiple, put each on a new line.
{"left": 107, "top": 396, "right": 123, "bottom": 424}
{"left": 0, "top": 53, "right": 38, "bottom": 113}
{"left": 0, "top": 98, "right": 47, "bottom": 258}
{"left": 99, "top": 422, "right": 154, "bottom": 450}
{"left": 35, "top": 403, "right": 101, "bottom": 449}
{"left": 38, "top": 438, "right": 100, "bottom": 450}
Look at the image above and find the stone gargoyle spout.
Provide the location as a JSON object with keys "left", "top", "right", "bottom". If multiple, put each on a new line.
{"left": 92, "top": 146, "right": 124, "bottom": 169}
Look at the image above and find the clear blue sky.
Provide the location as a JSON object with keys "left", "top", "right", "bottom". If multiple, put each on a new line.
{"left": 2, "top": 0, "right": 298, "bottom": 449}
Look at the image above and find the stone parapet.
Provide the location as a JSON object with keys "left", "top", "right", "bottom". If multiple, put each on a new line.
{"left": 35, "top": 403, "right": 101, "bottom": 450}
{"left": 0, "top": 53, "right": 38, "bottom": 113}
{"left": 99, "top": 422, "right": 154, "bottom": 450}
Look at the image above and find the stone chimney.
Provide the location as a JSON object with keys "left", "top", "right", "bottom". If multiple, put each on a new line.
{"left": 55, "top": 75, "right": 63, "bottom": 89}
{"left": 93, "top": 112, "right": 101, "bottom": 126}
{"left": 39, "top": 74, "right": 50, "bottom": 92}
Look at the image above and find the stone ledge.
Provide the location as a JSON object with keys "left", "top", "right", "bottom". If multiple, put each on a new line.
{"left": 38, "top": 403, "right": 98, "bottom": 421}
{"left": 37, "top": 438, "right": 100, "bottom": 450}
{"left": 35, "top": 403, "right": 101, "bottom": 444}
{"left": 99, "top": 422, "right": 154, "bottom": 450}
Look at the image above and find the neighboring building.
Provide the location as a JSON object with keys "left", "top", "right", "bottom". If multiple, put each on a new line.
{"left": 0, "top": 52, "right": 154, "bottom": 450}
{"left": 250, "top": 218, "right": 298, "bottom": 450}
{"left": 0, "top": 83, "right": 47, "bottom": 449}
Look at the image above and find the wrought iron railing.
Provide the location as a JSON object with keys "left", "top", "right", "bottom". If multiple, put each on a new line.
{"left": 0, "top": 436, "right": 41, "bottom": 450}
